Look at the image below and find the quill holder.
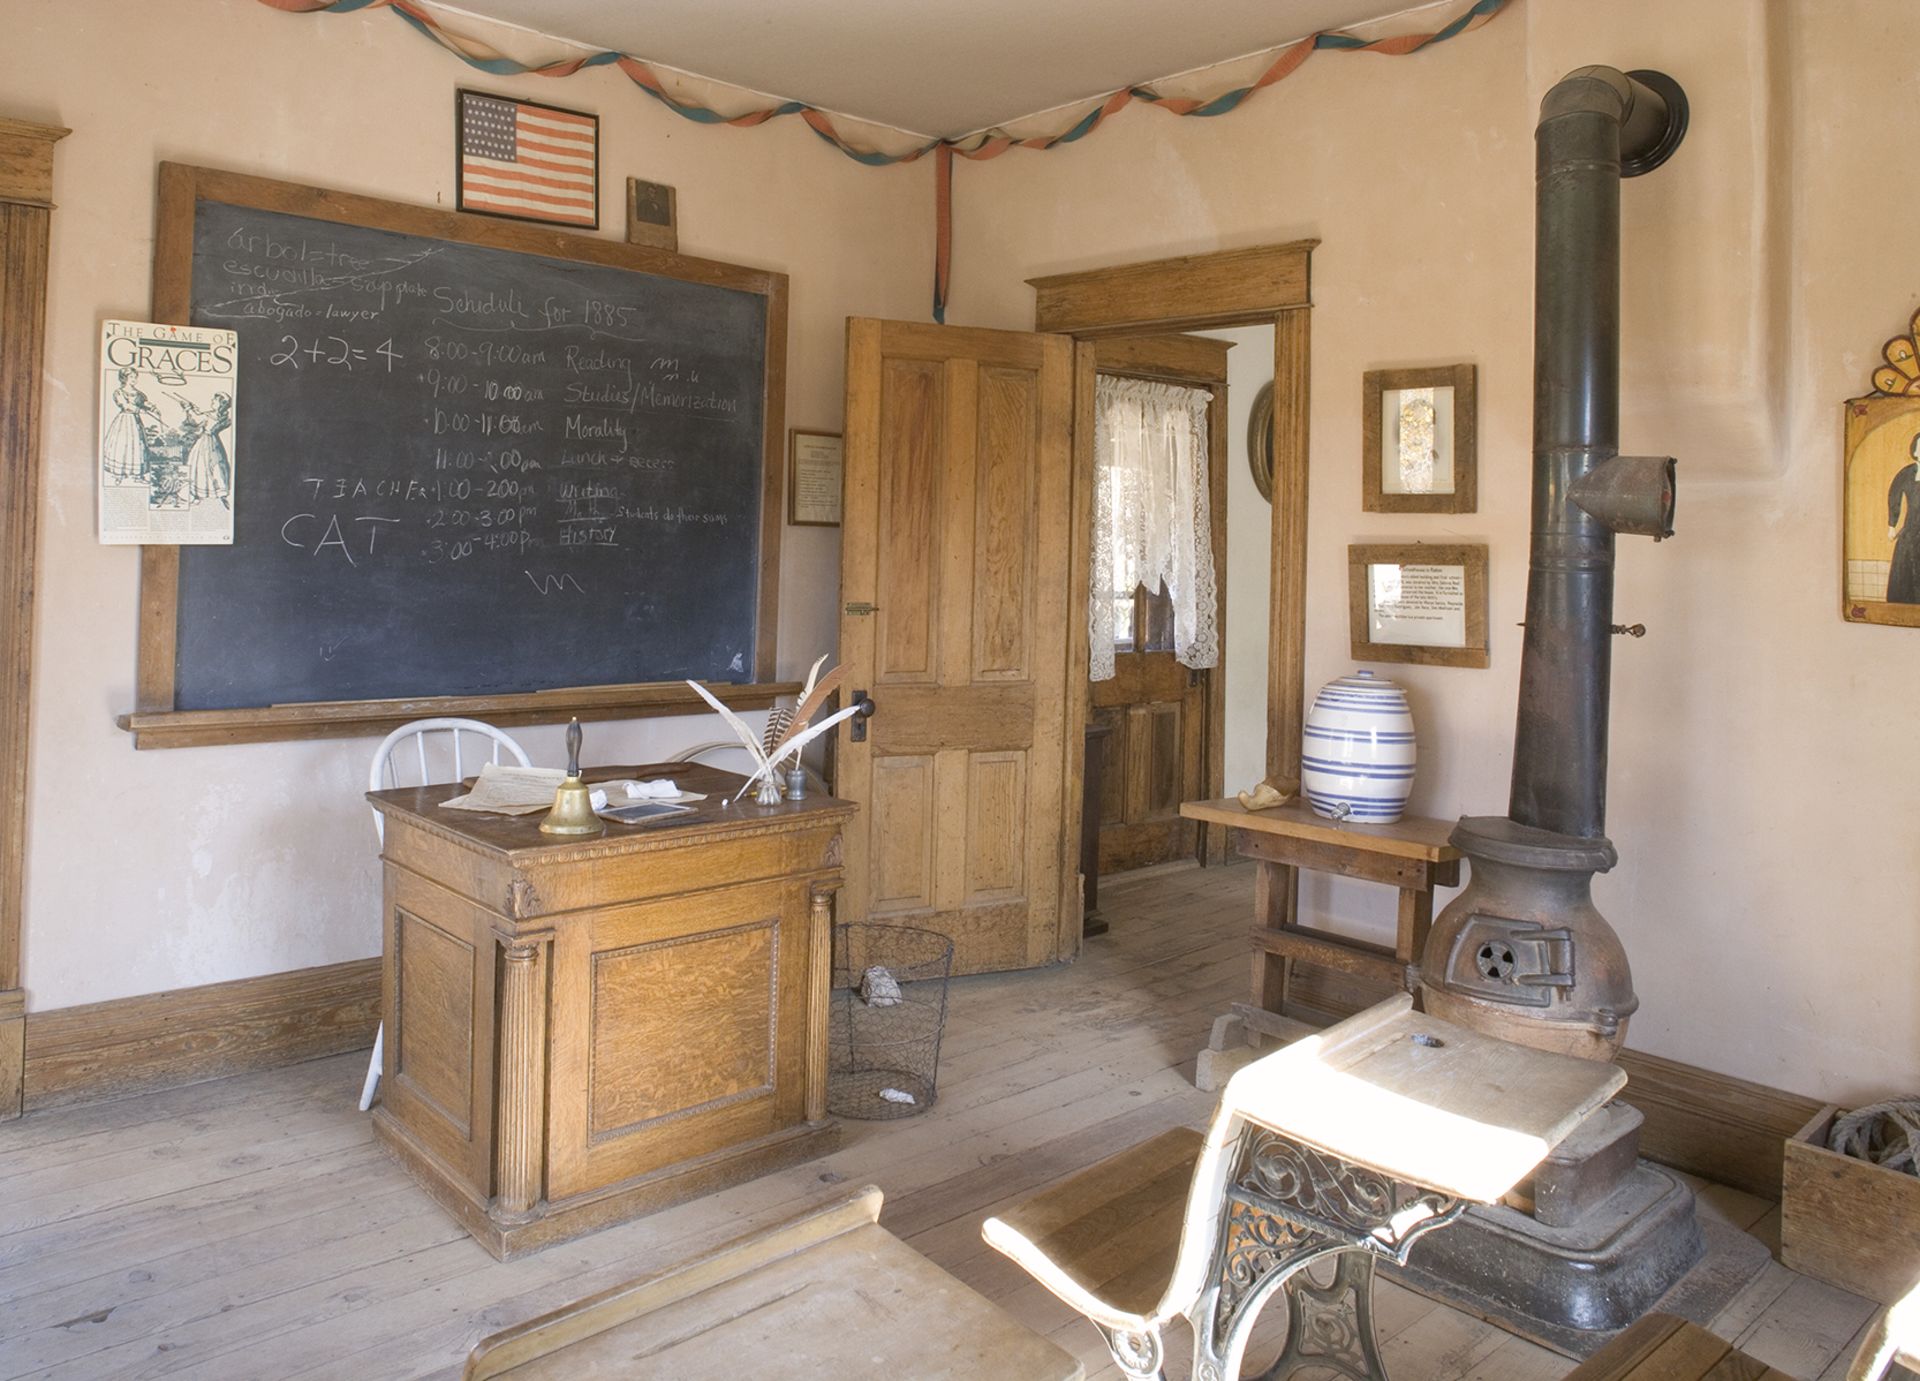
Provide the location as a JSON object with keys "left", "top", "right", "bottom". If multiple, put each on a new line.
{"left": 539, "top": 719, "right": 605, "bottom": 837}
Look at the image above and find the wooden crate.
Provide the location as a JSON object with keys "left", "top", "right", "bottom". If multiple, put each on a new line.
{"left": 1782, "top": 1104, "right": 1920, "bottom": 1304}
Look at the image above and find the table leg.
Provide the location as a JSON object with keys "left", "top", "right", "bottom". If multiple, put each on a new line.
{"left": 1254, "top": 1251, "right": 1387, "bottom": 1381}
{"left": 1253, "top": 860, "right": 1298, "bottom": 1016}
{"left": 1191, "top": 1130, "right": 1462, "bottom": 1381}
{"left": 1393, "top": 888, "right": 1434, "bottom": 992}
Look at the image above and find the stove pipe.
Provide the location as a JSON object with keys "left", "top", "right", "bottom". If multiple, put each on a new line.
{"left": 1419, "top": 67, "right": 1687, "bottom": 1061}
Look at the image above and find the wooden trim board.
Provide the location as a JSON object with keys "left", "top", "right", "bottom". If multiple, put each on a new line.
{"left": 1276, "top": 965, "right": 1822, "bottom": 1200}
{"left": 22, "top": 958, "right": 380, "bottom": 1110}
{"left": 0, "top": 119, "right": 66, "bottom": 1119}
{"left": 118, "top": 678, "right": 800, "bottom": 750}
{"left": 1030, "top": 241, "right": 1317, "bottom": 337}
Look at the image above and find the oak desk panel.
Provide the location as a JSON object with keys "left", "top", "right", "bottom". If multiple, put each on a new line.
{"left": 369, "top": 763, "right": 852, "bottom": 1259}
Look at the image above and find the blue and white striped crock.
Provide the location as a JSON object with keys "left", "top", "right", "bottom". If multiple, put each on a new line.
{"left": 1300, "top": 670, "right": 1416, "bottom": 823}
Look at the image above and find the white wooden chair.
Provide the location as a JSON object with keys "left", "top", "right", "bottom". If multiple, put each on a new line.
{"left": 983, "top": 995, "right": 1623, "bottom": 1381}
{"left": 360, "top": 718, "right": 531, "bottom": 1112}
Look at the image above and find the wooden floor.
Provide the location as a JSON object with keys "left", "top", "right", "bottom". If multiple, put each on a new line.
{"left": 0, "top": 864, "right": 1883, "bottom": 1380}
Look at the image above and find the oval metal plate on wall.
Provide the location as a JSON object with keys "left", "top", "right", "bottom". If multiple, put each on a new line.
{"left": 1248, "top": 381, "right": 1275, "bottom": 502}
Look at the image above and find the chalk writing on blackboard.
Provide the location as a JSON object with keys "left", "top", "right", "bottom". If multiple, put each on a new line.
{"left": 170, "top": 198, "right": 769, "bottom": 711}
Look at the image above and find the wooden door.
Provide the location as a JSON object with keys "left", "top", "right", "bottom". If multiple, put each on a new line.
{"left": 1090, "top": 593, "right": 1209, "bottom": 873}
{"left": 838, "top": 319, "right": 1078, "bottom": 976}
{"left": 1086, "top": 349, "right": 1229, "bottom": 875}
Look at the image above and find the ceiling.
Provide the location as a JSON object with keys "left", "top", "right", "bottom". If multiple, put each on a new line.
{"left": 439, "top": 0, "right": 1438, "bottom": 138}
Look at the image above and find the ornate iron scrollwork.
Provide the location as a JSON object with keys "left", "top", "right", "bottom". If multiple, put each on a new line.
{"left": 1201, "top": 1129, "right": 1464, "bottom": 1381}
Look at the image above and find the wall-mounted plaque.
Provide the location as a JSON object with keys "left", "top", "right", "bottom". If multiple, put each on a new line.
{"left": 1362, "top": 365, "right": 1477, "bottom": 514}
{"left": 1347, "top": 542, "right": 1489, "bottom": 668}
{"left": 788, "top": 429, "right": 843, "bottom": 527}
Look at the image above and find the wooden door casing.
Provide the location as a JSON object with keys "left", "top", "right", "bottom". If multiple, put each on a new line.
{"left": 840, "top": 320, "right": 1076, "bottom": 976}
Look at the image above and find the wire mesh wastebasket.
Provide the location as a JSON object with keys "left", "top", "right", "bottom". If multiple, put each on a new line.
{"left": 827, "top": 923, "right": 953, "bottom": 1120}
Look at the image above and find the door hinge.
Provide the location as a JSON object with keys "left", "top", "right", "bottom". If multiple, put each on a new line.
{"left": 844, "top": 601, "right": 878, "bottom": 617}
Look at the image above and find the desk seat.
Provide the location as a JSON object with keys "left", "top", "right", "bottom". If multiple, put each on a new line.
{"left": 989, "top": 1127, "right": 1203, "bottom": 1320}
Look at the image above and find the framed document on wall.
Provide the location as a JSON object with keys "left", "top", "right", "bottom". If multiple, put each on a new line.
{"left": 789, "top": 429, "right": 843, "bottom": 526}
{"left": 1347, "top": 542, "right": 1490, "bottom": 668}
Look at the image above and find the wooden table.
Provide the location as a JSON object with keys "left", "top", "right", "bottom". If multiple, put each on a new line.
{"left": 367, "top": 763, "right": 853, "bottom": 1259}
{"left": 1180, "top": 797, "right": 1461, "bottom": 1017}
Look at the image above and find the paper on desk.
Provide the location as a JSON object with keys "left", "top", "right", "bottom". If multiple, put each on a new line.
{"left": 588, "top": 779, "right": 706, "bottom": 810}
{"left": 439, "top": 764, "right": 566, "bottom": 815}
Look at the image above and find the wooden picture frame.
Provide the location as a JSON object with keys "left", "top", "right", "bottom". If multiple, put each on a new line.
{"left": 787, "top": 429, "right": 843, "bottom": 527}
{"left": 1362, "top": 365, "right": 1477, "bottom": 514}
{"left": 456, "top": 89, "right": 599, "bottom": 230}
{"left": 121, "top": 163, "right": 794, "bottom": 749}
{"left": 1347, "top": 542, "right": 1489, "bottom": 669}
{"left": 1843, "top": 391, "right": 1920, "bottom": 628}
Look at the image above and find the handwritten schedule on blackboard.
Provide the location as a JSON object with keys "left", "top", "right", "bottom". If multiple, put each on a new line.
{"left": 171, "top": 198, "right": 771, "bottom": 711}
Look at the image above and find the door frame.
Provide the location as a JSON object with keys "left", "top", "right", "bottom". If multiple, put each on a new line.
{"left": 1029, "top": 241, "right": 1316, "bottom": 895}
{"left": 0, "top": 118, "right": 68, "bottom": 1118}
{"left": 1089, "top": 334, "right": 1231, "bottom": 866}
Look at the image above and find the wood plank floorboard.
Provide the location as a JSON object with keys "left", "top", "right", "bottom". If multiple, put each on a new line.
{"left": 0, "top": 864, "right": 1879, "bottom": 1380}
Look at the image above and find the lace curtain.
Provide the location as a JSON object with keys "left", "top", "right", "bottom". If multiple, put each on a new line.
{"left": 1089, "top": 375, "right": 1219, "bottom": 682}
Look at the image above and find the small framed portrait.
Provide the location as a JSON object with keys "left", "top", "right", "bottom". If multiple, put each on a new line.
{"left": 1347, "top": 542, "right": 1490, "bottom": 669}
{"left": 457, "top": 89, "right": 599, "bottom": 230}
{"left": 1362, "top": 365, "right": 1477, "bottom": 514}
{"left": 1843, "top": 392, "right": 1920, "bottom": 627}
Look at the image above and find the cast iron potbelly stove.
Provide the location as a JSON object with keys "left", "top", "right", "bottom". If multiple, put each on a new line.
{"left": 1399, "top": 66, "right": 1710, "bottom": 1355}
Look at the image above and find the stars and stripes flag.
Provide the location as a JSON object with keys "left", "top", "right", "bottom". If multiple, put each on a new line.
{"left": 458, "top": 92, "right": 598, "bottom": 228}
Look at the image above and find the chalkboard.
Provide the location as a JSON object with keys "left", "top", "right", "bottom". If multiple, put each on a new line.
{"left": 136, "top": 165, "right": 787, "bottom": 727}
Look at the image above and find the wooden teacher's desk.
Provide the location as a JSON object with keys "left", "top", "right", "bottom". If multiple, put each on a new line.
{"left": 367, "top": 764, "right": 852, "bottom": 1260}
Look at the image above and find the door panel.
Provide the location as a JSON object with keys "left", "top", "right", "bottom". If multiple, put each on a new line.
{"left": 841, "top": 319, "right": 1076, "bottom": 976}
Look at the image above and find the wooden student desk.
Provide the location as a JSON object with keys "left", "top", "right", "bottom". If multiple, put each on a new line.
{"left": 367, "top": 763, "right": 853, "bottom": 1259}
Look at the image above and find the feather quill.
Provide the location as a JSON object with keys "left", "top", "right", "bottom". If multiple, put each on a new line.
{"left": 774, "top": 665, "right": 846, "bottom": 753}
{"left": 684, "top": 680, "right": 773, "bottom": 790}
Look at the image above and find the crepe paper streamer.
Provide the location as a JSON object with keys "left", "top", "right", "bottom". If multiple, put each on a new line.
{"left": 257, "top": 0, "right": 1508, "bottom": 322}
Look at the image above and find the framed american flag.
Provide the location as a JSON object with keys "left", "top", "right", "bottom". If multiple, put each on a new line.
{"left": 456, "top": 90, "right": 599, "bottom": 229}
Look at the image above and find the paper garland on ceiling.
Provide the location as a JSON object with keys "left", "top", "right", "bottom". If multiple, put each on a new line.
{"left": 256, "top": 0, "right": 1509, "bottom": 320}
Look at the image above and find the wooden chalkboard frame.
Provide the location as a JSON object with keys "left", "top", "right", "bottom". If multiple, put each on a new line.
{"left": 120, "top": 163, "right": 793, "bottom": 749}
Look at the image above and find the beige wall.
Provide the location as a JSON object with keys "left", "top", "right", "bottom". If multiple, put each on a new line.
{"left": 8, "top": 0, "right": 1914, "bottom": 1107}
{"left": 3, "top": 0, "right": 931, "bottom": 1010}
{"left": 949, "top": 0, "right": 1919, "bottom": 1104}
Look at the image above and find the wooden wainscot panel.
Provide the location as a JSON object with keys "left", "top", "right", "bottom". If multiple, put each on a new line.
{"left": 22, "top": 958, "right": 379, "bottom": 1110}
{"left": 1782, "top": 1104, "right": 1920, "bottom": 1305}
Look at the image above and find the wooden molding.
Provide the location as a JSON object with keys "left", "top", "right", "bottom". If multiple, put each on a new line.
{"left": 1091, "top": 333, "right": 1232, "bottom": 386}
{"left": 1029, "top": 241, "right": 1317, "bottom": 338}
{"left": 0, "top": 122, "right": 62, "bottom": 1119}
{"left": 22, "top": 958, "right": 381, "bottom": 1110}
{"left": 118, "top": 678, "right": 801, "bottom": 750}
{"left": 0, "top": 119, "right": 69, "bottom": 209}
{"left": 1278, "top": 966, "right": 1822, "bottom": 1200}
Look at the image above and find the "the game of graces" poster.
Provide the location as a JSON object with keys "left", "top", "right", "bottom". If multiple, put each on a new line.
{"left": 97, "top": 319, "right": 238, "bottom": 545}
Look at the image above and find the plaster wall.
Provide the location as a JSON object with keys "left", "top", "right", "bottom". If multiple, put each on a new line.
{"left": 949, "top": 0, "right": 1919, "bottom": 1102}
{"left": 2, "top": 0, "right": 931, "bottom": 1009}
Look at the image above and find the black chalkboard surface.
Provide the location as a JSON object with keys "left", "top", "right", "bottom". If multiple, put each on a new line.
{"left": 156, "top": 175, "right": 782, "bottom": 714}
